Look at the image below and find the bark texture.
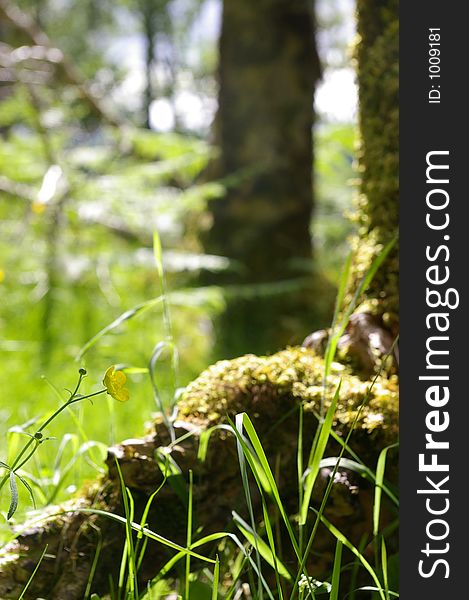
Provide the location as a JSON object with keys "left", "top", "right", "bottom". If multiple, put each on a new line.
{"left": 208, "top": 0, "right": 318, "bottom": 280}
{"left": 347, "top": 0, "right": 399, "bottom": 332}
{"left": 203, "top": 0, "right": 322, "bottom": 356}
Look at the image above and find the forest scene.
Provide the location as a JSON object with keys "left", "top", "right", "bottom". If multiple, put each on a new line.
{"left": 0, "top": 0, "right": 398, "bottom": 598}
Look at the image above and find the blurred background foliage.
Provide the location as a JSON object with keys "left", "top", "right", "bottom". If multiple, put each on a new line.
{"left": 0, "top": 0, "right": 357, "bottom": 520}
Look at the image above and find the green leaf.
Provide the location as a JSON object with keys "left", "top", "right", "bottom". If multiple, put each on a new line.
{"left": 155, "top": 450, "right": 188, "bottom": 508}
{"left": 7, "top": 471, "right": 19, "bottom": 520}
{"left": 153, "top": 230, "right": 164, "bottom": 283}
{"left": 381, "top": 537, "right": 389, "bottom": 600}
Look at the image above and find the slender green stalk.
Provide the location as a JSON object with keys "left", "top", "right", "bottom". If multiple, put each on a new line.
{"left": 185, "top": 469, "right": 194, "bottom": 600}
{"left": 297, "top": 403, "right": 304, "bottom": 556}
{"left": 17, "top": 544, "right": 49, "bottom": 600}
{"left": 0, "top": 370, "right": 106, "bottom": 499}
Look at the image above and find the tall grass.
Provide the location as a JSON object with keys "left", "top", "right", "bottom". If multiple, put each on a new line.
{"left": 0, "top": 245, "right": 399, "bottom": 599}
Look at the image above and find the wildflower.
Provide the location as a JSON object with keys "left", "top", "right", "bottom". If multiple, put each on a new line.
{"left": 31, "top": 201, "right": 46, "bottom": 215}
{"left": 103, "top": 366, "right": 130, "bottom": 402}
{"left": 298, "top": 575, "right": 331, "bottom": 593}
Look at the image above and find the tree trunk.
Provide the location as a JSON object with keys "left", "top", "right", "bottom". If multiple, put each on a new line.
{"left": 141, "top": 3, "right": 156, "bottom": 129}
{"left": 304, "top": 0, "right": 399, "bottom": 372}
{"left": 203, "top": 0, "right": 322, "bottom": 357}
{"left": 348, "top": 0, "right": 399, "bottom": 331}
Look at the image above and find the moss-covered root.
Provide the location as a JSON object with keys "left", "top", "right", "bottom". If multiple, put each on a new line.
{"left": 0, "top": 348, "right": 398, "bottom": 598}
{"left": 0, "top": 499, "right": 106, "bottom": 599}
{"left": 303, "top": 312, "right": 398, "bottom": 378}
{"left": 180, "top": 347, "right": 398, "bottom": 447}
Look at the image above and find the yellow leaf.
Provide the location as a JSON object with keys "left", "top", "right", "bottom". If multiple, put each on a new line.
{"left": 103, "top": 366, "right": 130, "bottom": 402}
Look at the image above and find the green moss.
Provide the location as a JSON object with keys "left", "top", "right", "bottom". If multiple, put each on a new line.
{"left": 347, "top": 1, "right": 399, "bottom": 328}
{"left": 180, "top": 347, "right": 398, "bottom": 444}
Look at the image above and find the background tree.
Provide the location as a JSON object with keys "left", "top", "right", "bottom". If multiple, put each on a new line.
{"left": 203, "top": 0, "right": 323, "bottom": 357}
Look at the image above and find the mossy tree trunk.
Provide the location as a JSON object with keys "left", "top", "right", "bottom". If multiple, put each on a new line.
{"left": 203, "top": 0, "right": 322, "bottom": 356}
{"left": 349, "top": 0, "right": 399, "bottom": 330}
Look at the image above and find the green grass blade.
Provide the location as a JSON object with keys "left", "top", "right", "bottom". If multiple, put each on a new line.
{"left": 381, "top": 537, "right": 389, "bottom": 600}
{"left": 114, "top": 458, "right": 138, "bottom": 597}
{"left": 151, "top": 531, "right": 275, "bottom": 600}
{"left": 197, "top": 424, "right": 231, "bottom": 462}
{"left": 262, "top": 499, "right": 286, "bottom": 598}
{"left": 291, "top": 343, "right": 397, "bottom": 599}
{"left": 149, "top": 341, "right": 177, "bottom": 439}
{"left": 211, "top": 555, "right": 220, "bottom": 600}
{"left": 153, "top": 233, "right": 177, "bottom": 389}
{"left": 349, "top": 534, "right": 369, "bottom": 600}
{"left": 297, "top": 403, "right": 304, "bottom": 555}
{"left": 68, "top": 508, "right": 216, "bottom": 563}
{"left": 77, "top": 297, "right": 163, "bottom": 360}
{"left": 155, "top": 450, "right": 188, "bottom": 508}
{"left": 373, "top": 444, "right": 399, "bottom": 537}
{"left": 323, "top": 238, "right": 396, "bottom": 381}
{"left": 153, "top": 229, "right": 164, "bottom": 282}
{"left": 85, "top": 530, "right": 103, "bottom": 599}
{"left": 330, "top": 540, "right": 343, "bottom": 600}
{"left": 300, "top": 381, "right": 341, "bottom": 525}
{"left": 314, "top": 511, "right": 385, "bottom": 600}
{"left": 234, "top": 413, "right": 264, "bottom": 600}
{"left": 135, "top": 470, "right": 169, "bottom": 571}
{"left": 318, "top": 455, "right": 398, "bottom": 507}
{"left": 231, "top": 414, "right": 301, "bottom": 559}
{"left": 233, "top": 511, "right": 292, "bottom": 582}
{"left": 351, "top": 588, "right": 398, "bottom": 598}
{"left": 322, "top": 252, "right": 353, "bottom": 400}
{"left": 185, "top": 470, "right": 193, "bottom": 600}
{"left": 17, "top": 544, "right": 48, "bottom": 599}
{"left": 325, "top": 433, "right": 398, "bottom": 506}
